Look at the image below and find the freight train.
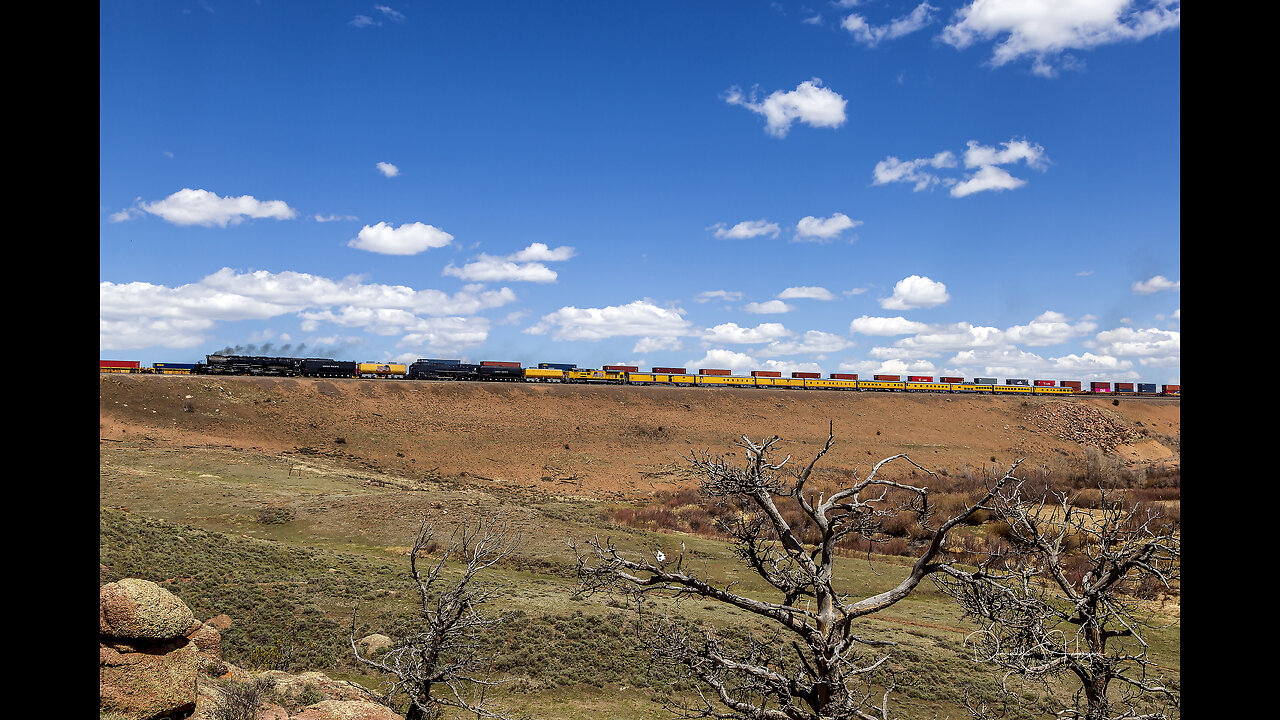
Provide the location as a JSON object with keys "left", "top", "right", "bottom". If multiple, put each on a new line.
{"left": 100, "top": 355, "right": 1181, "bottom": 396}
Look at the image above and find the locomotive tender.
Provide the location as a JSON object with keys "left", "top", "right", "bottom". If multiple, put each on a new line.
{"left": 99, "top": 354, "right": 1181, "bottom": 396}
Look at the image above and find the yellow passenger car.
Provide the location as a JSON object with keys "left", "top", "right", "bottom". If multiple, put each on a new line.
{"left": 802, "top": 378, "right": 859, "bottom": 391}
{"left": 856, "top": 380, "right": 906, "bottom": 392}
{"left": 695, "top": 375, "right": 755, "bottom": 387}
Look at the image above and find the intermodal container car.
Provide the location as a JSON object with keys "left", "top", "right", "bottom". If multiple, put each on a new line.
{"left": 101, "top": 360, "right": 141, "bottom": 373}
{"left": 829, "top": 373, "right": 858, "bottom": 380}
{"left": 1090, "top": 382, "right": 1112, "bottom": 393}
{"left": 1138, "top": 383, "right": 1158, "bottom": 394}
{"left": 791, "top": 372, "right": 820, "bottom": 379}
{"left": 699, "top": 368, "right": 731, "bottom": 376}
{"left": 1060, "top": 381, "right": 1082, "bottom": 391}
{"left": 873, "top": 375, "right": 901, "bottom": 381}
{"left": 974, "top": 377, "right": 997, "bottom": 385}
{"left": 1005, "top": 379, "right": 1030, "bottom": 386}
{"left": 1034, "top": 380, "right": 1055, "bottom": 387}
{"left": 652, "top": 367, "right": 686, "bottom": 374}
{"left": 940, "top": 376, "right": 964, "bottom": 384}
{"left": 1162, "top": 384, "right": 1180, "bottom": 395}
{"left": 751, "top": 371, "right": 782, "bottom": 378}
{"left": 1115, "top": 382, "right": 1136, "bottom": 393}
{"left": 153, "top": 362, "right": 197, "bottom": 374}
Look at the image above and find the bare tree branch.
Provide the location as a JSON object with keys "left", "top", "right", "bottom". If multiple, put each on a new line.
{"left": 574, "top": 427, "right": 1019, "bottom": 719}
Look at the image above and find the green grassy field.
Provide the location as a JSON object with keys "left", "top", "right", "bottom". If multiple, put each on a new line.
{"left": 99, "top": 440, "right": 1179, "bottom": 719}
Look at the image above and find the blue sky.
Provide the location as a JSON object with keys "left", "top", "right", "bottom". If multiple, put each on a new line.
{"left": 100, "top": 1, "right": 1180, "bottom": 384}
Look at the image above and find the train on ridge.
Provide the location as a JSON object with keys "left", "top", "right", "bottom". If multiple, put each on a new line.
{"left": 100, "top": 355, "right": 1181, "bottom": 397}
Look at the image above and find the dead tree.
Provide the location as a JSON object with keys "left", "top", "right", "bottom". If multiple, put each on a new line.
{"left": 574, "top": 429, "right": 1018, "bottom": 720}
{"left": 350, "top": 514, "right": 524, "bottom": 720}
{"left": 932, "top": 480, "right": 1181, "bottom": 720}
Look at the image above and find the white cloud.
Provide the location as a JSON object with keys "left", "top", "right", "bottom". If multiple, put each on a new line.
{"left": 941, "top": 0, "right": 1181, "bottom": 77}
{"left": 524, "top": 300, "right": 693, "bottom": 341}
{"left": 879, "top": 275, "right": 950, "bottom": 310}
{"left": 723, "top": 78, "right": 847, "bottom": 138}
{"left": 510, "top": 242, "right": 576, "bottom": 262}
{"left": 777, "top": 286, "right": 836, "bottom": 301}
{"left": 842, "top": 2, "right": 938, "bottom": 46}
{"left": 1003, "top": 311, "right": 1097, "bottom": 346}
{"left": 872, "top": 151, "right": 957, "bottom": 191}
{"left": 684, "top": 349, "right": 757, "bottom": 373}
{"left": 756, "top": 331, "right": 851, "bottom": 357}
{"left": 443, "top": 242, "right": 575, "bottom": 283}
{"left": 376, "top": 162, "right": 400, "bottom": 177}
{"left": 314, "top": 213, "right": 359, "bottom": 223}
{"left": 1132, "top": 275, "right": 1180, "bottom": 294}
{"left": 140, "top": 188, "right": 297, "bottom": 227}
{"left": 702, "top": 322, "right": 792, "bottom": 345}
{"left": 794, "top": 212, "right": 862, "bottom": 241}
{"left": 711, "top": 219, "right": 781, "bottom": 239}
{"left": 874, "top": 138, "right": 1047, "bottom": 197}
{"left": 743, "top": 300, "right": 795, "bottom": 314}
{"left": 1089, "top": 326, "right": 1180, "bottom": 365}
{"left": 633, "top": 336, "right": 684, "bottom": 354}
{"left": 849, "top": 315, "right": 930, "bottom": 335}
{"left": 99, "top": 269, "right": 515, "bottom": 350}
{"left": 695, "top": 290, "right": 744, "bottom": 303}
{"left": 347, "top": 221, "right": 453, "bottom": 255}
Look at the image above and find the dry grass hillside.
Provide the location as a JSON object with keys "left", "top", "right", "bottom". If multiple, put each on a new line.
{"left": 100, "top": 374, "right": 1179, "bottom": 501}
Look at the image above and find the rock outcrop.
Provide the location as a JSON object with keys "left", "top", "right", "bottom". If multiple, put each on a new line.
{"left": 99, "top": 578, "right": 202, "bottom": 720}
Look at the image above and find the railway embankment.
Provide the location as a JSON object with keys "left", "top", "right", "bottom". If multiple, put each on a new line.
{"left": 100, "top": 374, "right": 1179, "bottom": 500}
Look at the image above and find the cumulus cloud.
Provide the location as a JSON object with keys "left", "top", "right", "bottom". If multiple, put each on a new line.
{"left": 443, "top": 242, "right": 575, "bottom": 283}
{"left": 684, "top": 348, "right": 757, "bottom": 373}
{"left": 1088, "top": 327, "right": 1180, "bottom": 366}
{"left": 1003, "top": 311, "right": 1097, "bottom": 346}
{"left": 723, "top": 78, "right": 847, "bottom": 138}
{"left": 1132, "top": 275, "right": 1180, "bottom": 294}
{"left": 849, "top": 315, "right": 930, "bottom": 336}
{"left": 873, "top": 138, "right": 1047, "bottom": 197}
{"left": 941, "top": 0, "right": 1181, "bottom": 77}
{"left": 872, "top": 151, "right": 958, "bottom": 191}
{"left": 99, "top": 269, "right": 514, "bottom": 351}
{"left": 634, "top": 336, "right": 684, "bottom": 354}
{"left": 376, "top": 162, "right": 400, "bottom": 177}
{"left": 139, "top": 188, "right": 297, "bottom": 227}
{"left": 743, "top": 300, "right": 795, "bottom": 314}
{"left": 777, "top": 286, "right": 836, "bottom": 301}
{"left": 710, "top": 219, "right": 781, "bottom": 239}
{"left": 794, "top": 212, "right": 862, "bottom": 241}
{"left": 524, "top": 300, "right": 693, "bottom": 341}
{"left": 348, "top": 221, "right": 454, "bottom": 255}
{"left": 879, "top": 275, "right": 950, "bottom": 310}
{"left": 842, "top": 2, "right": 938, "bottom": 46}
{"left": 702, "top": 322, "right": 792, "bottom": 345}
{"left": 755, "top": 331, "right": 851, "bottom": 357}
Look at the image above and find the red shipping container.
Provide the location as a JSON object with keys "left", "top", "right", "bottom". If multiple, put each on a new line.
{"left": 652, "top": 367, "right": 686, "bottom": 374}
{"left": 873, "top": 375, "right": 901, "bottom": 381}
{"left": 829, "top": 373, "right": 858, "bottom": 380}
{"left": 699, "top": 368, "right": 731, "bottom": 376}
{"left": 1115, "top": 382, "right": 1135, "bottom": 392}
{"left": 1034, "top": 380, "right": 1055, "bottom": 387}
{"left": 1060, "top": 381, "right": 1082, "bottom": 391}
{"left": 101, "top": 360, "right": 140, "bottom": 369}
{"left": 603, "top": 365, "right": 639, "bottom": 372}
{"left": 1090, "top": 382, "right": 1112, "bottom": 392}
{"left": 1162, "top": 384, "right": 1180, "bottom": 393}
{"left": 751, "top": 371, "right": 782, "bottom": 378}
{"left": 791, "top": 372, "right": 820, "bottom": 379}
{"left": 907, "top": 375, "right": 932, "bottom": 382}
